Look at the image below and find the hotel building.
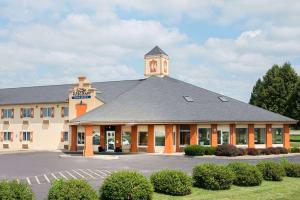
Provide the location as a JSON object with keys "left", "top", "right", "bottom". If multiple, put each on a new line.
{"left": 0, "top": 46, "right": 296, "bottom": 156}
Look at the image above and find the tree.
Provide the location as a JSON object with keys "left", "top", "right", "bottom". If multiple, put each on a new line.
{"left": 249, "top": 62, "right": 298, "bottom": 116}
{"left": 286, "top": 80, "right": 300, "bottom": 124}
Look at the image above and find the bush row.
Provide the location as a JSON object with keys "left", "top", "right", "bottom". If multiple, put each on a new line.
{"left": 1, "top": 160, "right": 299, "bottom": 200}
{"left": 184, "top": 144, "right": 289, "bottom": 157}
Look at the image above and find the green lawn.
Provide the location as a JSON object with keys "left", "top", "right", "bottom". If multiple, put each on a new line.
{"left": 290, "top": 135, "right": 300, "bottom": 147}
{"left": 154, "top": 177, "right": 300, "bottom": 200}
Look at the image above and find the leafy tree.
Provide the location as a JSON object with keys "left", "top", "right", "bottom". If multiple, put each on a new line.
{"left": 287, "top": 80, "right": 300, "bottom": 124}
{"left": 249, "top": 62, "right": 298, "bottom": 117}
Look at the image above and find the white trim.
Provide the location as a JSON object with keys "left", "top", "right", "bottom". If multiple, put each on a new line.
{"left": 272, "top": 124, "right": 283, "bottom": 128}
{"left": 255, "top": 144, "right": 266, "bottom": 149}
{"left": 236, "top": 124, "right": 248, "bottom": 128}
{"left": 272, "top": 144, "right": 283, "bottom": 147}
{"left": 254, "top": 124, "right": 266, "bottom": 128}
{"left": 236, "top": 145, "right": 248, "bottom": 148}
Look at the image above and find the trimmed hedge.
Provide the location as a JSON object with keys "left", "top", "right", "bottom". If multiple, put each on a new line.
{"left": 150, "top": 169, "right": 192, "bottom": 196}
{"left": 291, "top": 147, "right": 300, "bottom": 153}
{"left": 184, "top": 145, "right": 205, "bottom": 156}
{"left": 247, "top": 148, "right": 261, "bottom": 156}
{"left": 227, "top": 162, "right": 263, "bottom": 186}
{"left": 0, "top": 180, "right": 34, "bottom": 200}
{"left": 215, "top": 144, "right": 240, "bottom": 157}
{"left": 204, "top": 146, "right": 217, "bottom": 155}
{"left": 280, "top": 159, "right": 300, "bottom": 177}
{"left": 256, "top": 161, "right": 285, "bottom": 181}
{"left": 100, "top": 171, "right": 153, "bottom": 200}
{"left": 192, "top": 163, "right": 235, "bottom": 190}
{"left": 48, "top": 179, "right": 97, "bottom": 200}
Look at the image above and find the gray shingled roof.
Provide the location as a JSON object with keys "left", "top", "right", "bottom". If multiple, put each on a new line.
{"left": 145, "top": 46, "right": 168, "bottom": 56}
{"left": 0, "top": 80, "right": 142, "bottom": 105}
{"left": 72, "top": 76, "right": 296, "bottom": 124}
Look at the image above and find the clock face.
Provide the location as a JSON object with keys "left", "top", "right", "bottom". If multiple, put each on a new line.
{"left": 149, "top": 60, "right": 157, "bottom": 73}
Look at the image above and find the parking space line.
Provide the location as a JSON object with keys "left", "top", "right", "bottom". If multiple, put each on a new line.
{"left": 65, "top": 171, "right": 77, "bottom": 179}
{"left": 87, "top": 169, "right": 104, "bottom": 178}
{"left": 44, "top": 174, "right": 50, "bottom": 183}
{"left": 35, "top": 176, "right": 41, "bottom": 184}
{"left": 78, "top": 169, "right": 96, "bottom": 179}
{"left": 104, "top": 170, "right": 112, "bottom": 174}
{"left": 72, "top": 170, "right": 86, "bottom": 179}
{"left": 26, "top": 177, "right": 31, "bottom": 185}
{"left": 51, "top": 173, "right": 58, "bottom": 180}
{"left": 95, "top": 170, "right": 109, "bottom": 176}
{"left": 58, "top": 172, "right": 68, "bottom": 180}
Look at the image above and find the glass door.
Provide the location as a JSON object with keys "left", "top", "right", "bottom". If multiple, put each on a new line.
{"left": 92, "top": 131, "right": 100, "bottom": 152}
{"left": 106, "top": 131, "right": 115, "bottom": 151}
{"left": 217, "top": 130, "right": 230, "bottom": 145}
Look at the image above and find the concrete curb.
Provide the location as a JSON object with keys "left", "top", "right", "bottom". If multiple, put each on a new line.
{"left": 59, "top": 154, "right": 120, "bottom": 160}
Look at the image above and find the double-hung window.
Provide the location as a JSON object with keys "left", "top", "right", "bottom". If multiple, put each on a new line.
{"left": 155, "top": 131, "right": 165, "bottom": 146}
{"left": 23, "top": 132, "right": 31, "bottom": 141}
{"left": 63, "top": 132, "right": 68, "bottom": 142}
{"left": 272, "top": 128, "right": 283, "bottom": 144}
{"left": 77, "top": 132, "right": 85, "bottom": 145}
{"left": 22, "top": 108, "right": 32, "bottom": 118}
{"left": 138, "top": 132, "right": 148, "bottom": 146}
{"left": 180, "top": 125, "right": 190, "bottom": 145}
{"left": 236, "top": 128, "right": 248, "bottom": 145}
{"left": 41, "top": 107, "right": 54, "bottom": 118}
{"left": 198, "top": 128, "right": 211, "bottom": 145}
{"left": 254, "top": 128, "right": 266, "bottom": 144}
{"left": 2, "top": 109, "right": 13, "bottom": 118}
{"left": 4, "top": 132, "right": 11, "bottom": 141}
{"left": 62, "top": 107, "right": 69, "bottom": 117}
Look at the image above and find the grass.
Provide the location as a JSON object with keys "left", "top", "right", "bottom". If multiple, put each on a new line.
{"left": 290, "top": 135, "right": 300, "bottom": 147}
{"left": 153, "top": 177, "right": 300, "bottom": 200}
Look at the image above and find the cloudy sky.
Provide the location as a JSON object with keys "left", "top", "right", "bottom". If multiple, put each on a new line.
{"left": 0, "top": 0, "right": 299, "bottom": 102}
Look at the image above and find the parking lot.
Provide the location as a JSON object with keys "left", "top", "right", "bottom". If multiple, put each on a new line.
{"left": 0, "top": 151, "right": 300, "bottom": 199}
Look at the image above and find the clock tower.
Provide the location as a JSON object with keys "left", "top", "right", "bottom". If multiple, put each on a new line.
{"left": 144, "top": 46, "right": 169, "bottom": 77}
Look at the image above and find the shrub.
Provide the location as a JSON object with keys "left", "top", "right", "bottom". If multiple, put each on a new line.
{"left": 192, "top": 163, "right": 235, "bottom": 190}
{"left": 184, "top": 145, "right": 205, "bottom": 156}
{"left": 280, "top": 159, "right": 300, "bottom": 177}
{"left": 277, "top": 147, "right": 288, "bottom": 154}
{"left": 100, "top": 171, "right": 153, "bottom": 200}
{"left": 237, "top": 148, "right": 247, "bottom": 156}
{"left": 291, "top": 147, "right": 300, "bottom": 153}
{"left": 261, "top": 148, "right": 272, "bottom": 155}
{"left": 215, "top": 144, "right": 240, "bottom": 157}
{"left": 268, "top": 147, "right": 281, "bottom": 154}
{"left": 150, "top": 169, "right": 192, "bottom": 196}
{"left": 48, "top": 179, "right": 97, "bottom": 200}
{"left": 204, "top": 146, "right": 217, "bottom": 155}
{"left": 0, "top": 180, "right": 34, "bottom": 200}
{"left": 227, "top": 162, "right": 263, "bottom": 186}
{"left": 256, "top": 161, "right": 285, "bottom": 181}
{"left": 247, "top": 148, "right": 261, "bottom": 156}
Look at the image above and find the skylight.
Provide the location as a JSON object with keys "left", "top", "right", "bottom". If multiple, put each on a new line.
{"left": 218, "top": 96, "right": 228, "bottom": 102}
{"left": 183, "top": 96, "right": 194, "bottom": 102}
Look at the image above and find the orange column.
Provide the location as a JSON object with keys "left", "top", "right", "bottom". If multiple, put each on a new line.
{"left": 76, "top": 103, "right": 87, "bottom": 117}
{"left": 211, "top": 124, "right": 218, "bottom": 147}
{"left": 176, "top": 125, "right": 180, "bottom": 152}
{"left": 248, "top": 124, "right": 254, "bottom": 148}
{"left": 190, "top": 124, "right": 197, "bottom": 145}
{"left": 283, "top": 124, "right": 290, "bottom": 149}
{"left": 230, "top": 124, "right": 236, "bottom": 145}
{"left": 131, "top": 125, "right": 138, "bottom": 153}
{"left": 70, "top": 125, "right": 77, "bottom": 151}
{"left": 164, "top": 125, "right": 173, "bottom": 153}
{"left": 147, "top": 125, "right": 155, "bottom": 153}
{"left": 83, "top": 125, "right": 94, "bottom": 157}
{"left": 266, "top": 124, "right": 272, "bottom": 148}
{"left": 100, "top": 126, "right": 105, "bottom": 148}
{"left": 115, "top": 125, "right": 121, "bottom": 148}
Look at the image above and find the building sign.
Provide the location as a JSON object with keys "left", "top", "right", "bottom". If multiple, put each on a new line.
{"left": 72, "top": 88, "right": 91, "bottom": 99}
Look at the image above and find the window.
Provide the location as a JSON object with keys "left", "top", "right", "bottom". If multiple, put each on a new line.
{"left": 180, "top": 125, "right": 190, "bottom": 145}
{"left": 41, "top": 107, "right": 53, "bottom": 118}
{"left": 63, "top": 132, "right": 68, "bottom": 142}
{"left": 272, "top": 128, "right": 283, "bottom": 144}
{"left": 138, "top": 132, "right": 148, "bottom": 146}
{"left": 4, "top": 132, "right": 11, "bottom": 141}
{"left": 62, "top": 107, "right": 69, "bottom": 117}
{"left": 2, "top": 109, "right": 13, "bottom": 118}
{"left": 198, "top": 128, "right": 211, "bottom": 145}
{"left": 217, "top": 130, "right": 229, "bottom": 145}
{"left": 77, "top": 132, "right": 85, "bottom": 144}
{"left": 92, "top": 132, "right": 100, "bottom": 145}
{"left": 254, "top": 128, "right": 266, "bottom": 144}
{"left": 22, "top": 108, "right": 33, "bottom": 118}
{"left": 155, "top": 131, "right": 165, "bottom": 146}
{"left": 236, "top": 128, "right": 248, "bottom": 145}
{"left": 23, "top": 132, "right": 31, "bottom": 141}
{"left": 173, "top": 131, "right": 176, "bottom": 145}
{"left": 122, "top": 132, "right": 131, "bottom": 146}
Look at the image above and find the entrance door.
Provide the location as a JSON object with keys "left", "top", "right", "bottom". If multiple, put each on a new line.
{"left": 217, "top": 130, "right": 230, "bottom": 145}
{"left": 92, "top": 131, "right": 100, "bottom": 152}
{"left": 106, "top": 131, "right": 115, "bottom": 151}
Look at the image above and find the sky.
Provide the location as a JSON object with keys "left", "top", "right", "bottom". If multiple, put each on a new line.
{"left": 0, "top": 0, "right": 300, "bottom": 102}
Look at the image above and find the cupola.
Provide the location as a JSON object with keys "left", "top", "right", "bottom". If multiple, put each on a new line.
{"left": 144, "top": 46, "right": 169, "bottom": 77}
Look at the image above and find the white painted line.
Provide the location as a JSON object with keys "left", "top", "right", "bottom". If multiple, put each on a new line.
{"left": 72, "top": 170, "right": 86, "bottom": 179}
{"left": 104, "top": 170, "right": 112, "bottom": 174}
{"left": 95, "top": 170, "right": 109, "bottom": 176}
{"left": 51, "top": 173, "right": 58, "bottom": 180}
{"left": 26, "top": 177, "right": 31, "bottom": 185}
{"left": 59, "top": 172, "right": 68, "bottom": 180}
{"left": 78, "top": 169, "right": 96, "bottom": 179}
{"left": 44, "top": 174, "right": 50, "bottom": 183}
{"left": 35, "top": 176, "right": 41, "bottom": 184}
{"left": 87, "top": 169, "right": 104, "bottom": 178}
{"left": 65, "top": 171, "right": 77, "bottom": 179}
